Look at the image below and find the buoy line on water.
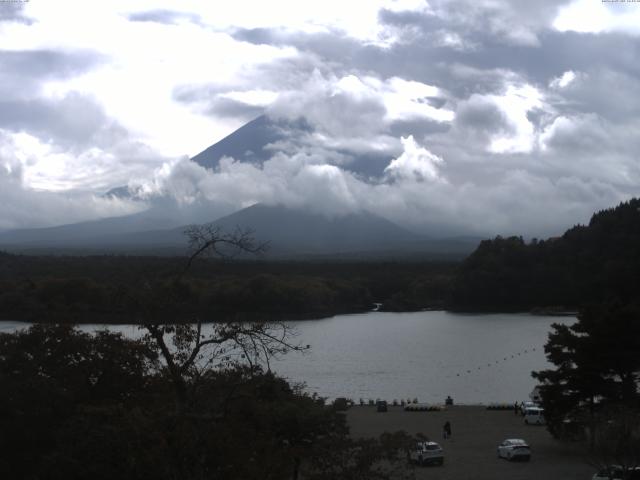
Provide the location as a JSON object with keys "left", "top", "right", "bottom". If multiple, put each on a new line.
{"left": 448, "top": 346, "right": 539, "bottom": 379}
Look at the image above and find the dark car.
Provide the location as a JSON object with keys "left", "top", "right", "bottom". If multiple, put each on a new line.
{"left": 376, "top": 400, "right": 388, "bottom": 412}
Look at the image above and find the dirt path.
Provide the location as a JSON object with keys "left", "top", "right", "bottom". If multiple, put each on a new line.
{"left": 347, "top": 405, "right": 595, "bottom": 480}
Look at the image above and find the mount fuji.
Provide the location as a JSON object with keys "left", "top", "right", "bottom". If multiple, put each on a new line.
{"left": 0, "top": 116, "right": 479, "bottom": 257}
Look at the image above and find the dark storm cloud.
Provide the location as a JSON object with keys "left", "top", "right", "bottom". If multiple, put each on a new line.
{"left": 127, "top": 9, "right": 201, "bottom": 25}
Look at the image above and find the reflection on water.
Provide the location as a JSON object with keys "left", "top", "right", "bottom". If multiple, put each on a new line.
{"left": 0, "top": 311, "right": 574, "bottom": 404}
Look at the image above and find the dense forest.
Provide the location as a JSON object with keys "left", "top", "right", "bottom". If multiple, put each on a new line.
{"left": 1, "top": 198, "right": 639, "bottom": 322}
{"left": 450, "top": 198, "right": 640, "bottom": 311}
{"left": 0, "top": 252, "right": 455, "bottom": 323}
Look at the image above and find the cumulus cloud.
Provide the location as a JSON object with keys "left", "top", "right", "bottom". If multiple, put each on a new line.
{"left": 128, "top": 128, "right": 627, "bottom": 239}
{"left": 0, "top": 0, "right": 639, "bottom": 238}
{"left": 0, "top": 131, "right": 144, "bottom": 230}
{"left": 384, "top": 135, "right": 444, "bottom": 182}
{"left": 549, "top": 70, "right": 577, "bottom": 89}
{"left": 260, "top": 70, "right": 453, "bottom": 175}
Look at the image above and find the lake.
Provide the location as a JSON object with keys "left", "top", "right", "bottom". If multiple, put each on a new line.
{"left": 0, "top": 311, "right": 574, "bottom": 404}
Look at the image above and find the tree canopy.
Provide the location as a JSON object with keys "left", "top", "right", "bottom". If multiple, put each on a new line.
{"left": 532, "top": 302, "right": 640, "bottom": 444}
{"left": 451, "top": 198, "right": 640, "bottom": 311}
{"left": 0, "top": 323, "right": 419, "bottom": 480}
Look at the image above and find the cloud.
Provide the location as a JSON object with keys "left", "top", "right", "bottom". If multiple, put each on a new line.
{"left": 0, "top": 93, "right": 110, "bottom": 147}
{"left": 261, "top": 70, "right": 453, "bottom": 170}
{"left": 549, "top": 70, "right": 577, "bottom": 89}
{"left": 0, "top": 130, "right": 144, "bottom": 230}
{"left": 384, "top": 135, "right": 444, "bottom": 182}
{"left": 380, "top": 0, "right": 572, "bottom": 47}
{"left": 128, "top": 124, "right": 628, "bottom": 239}
{"left": 127, "top": 9, "right": 201, "bottom": 25}
{"left": 0, "top": 49, "right": 104, "bottom": 98}
{"left": 0, "top": 2, "right": 31, "bottom": 24}
{"left": 0, "top": 0, "right": 639, "bottom": 239}
{"left": 554, "top": 0, "right": 640, "bottom": 35}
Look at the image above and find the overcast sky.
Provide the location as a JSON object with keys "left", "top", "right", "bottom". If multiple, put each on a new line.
{"left": 1, "top": 0, "right": 639, "bottom": 236}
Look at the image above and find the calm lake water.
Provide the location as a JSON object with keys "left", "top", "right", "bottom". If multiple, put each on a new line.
{"left": 0, "top": 311, "right": 574, "bottom": 404}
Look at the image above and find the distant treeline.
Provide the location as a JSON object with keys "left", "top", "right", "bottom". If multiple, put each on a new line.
{"left": 0, "top": 253, "right": 456, "bottom": 323}
{"left": 450, "top": 198, "right": 640, "bottom": 311}
{"left": 2, "top": 198, "right": 639, "bottom": 322}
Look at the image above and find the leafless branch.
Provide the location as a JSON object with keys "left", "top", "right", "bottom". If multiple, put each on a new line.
{"left": 181, "top": 224, "right": 268, "bottom": 278}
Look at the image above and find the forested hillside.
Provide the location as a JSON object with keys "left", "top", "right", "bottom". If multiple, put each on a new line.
{"left": 450, "top": 198, "right": 640, "bottom": 311}
{"left": 0, "top": 254, "right": 455, "bottom": 323}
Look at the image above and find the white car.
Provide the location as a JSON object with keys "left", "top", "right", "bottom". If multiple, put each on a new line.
{"left": 520, "top": 401, "right": 538, "bottom": 415}
{"left": 524, "top": 407, "right": 545, "bottom": 425}
{"left": 408, "top": 441, "right": 444, "bottom": 466}
{"left": 497, "top": 438, "right": 531, "bottom": 461}
{"left": 593, "top": 466, "right": 640, "bottom": 479}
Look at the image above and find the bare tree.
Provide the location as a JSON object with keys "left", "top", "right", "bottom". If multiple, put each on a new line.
{"left": 140, "top": 224, "right": 308, "bottom": 411}
{"left": 180, "top": 224, "right": 268, "bottom": 279}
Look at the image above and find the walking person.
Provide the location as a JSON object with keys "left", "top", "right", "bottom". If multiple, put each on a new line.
{"left": 443, "top": 421, "right": 451, "bottom": 439}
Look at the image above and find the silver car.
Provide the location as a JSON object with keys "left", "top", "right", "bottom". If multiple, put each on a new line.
{"left": 497, "top": 438, "right": 531, "bottom": 461}
{"left": 408, "top": 441, "right": 444, "bottom": 466}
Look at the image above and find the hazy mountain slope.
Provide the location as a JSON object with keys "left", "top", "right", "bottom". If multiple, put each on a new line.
{"left": 0, "top": 211, "right": 182, "bottom": 247}
{"left": 42, "top": 204, "right": 424, "bottom": 253}
{"left": 210, "top": 203, "right": 422, "bottom": 253}
{"left": 109, "top": 204, "right": 479, "bottom": 257}
{"left": 0, "top": 202, "right": 479, "bottom": 257}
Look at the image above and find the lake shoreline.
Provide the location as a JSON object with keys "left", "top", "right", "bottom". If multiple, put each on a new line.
{"left": 0, "top": 307, "right": 578, "bottom": 326}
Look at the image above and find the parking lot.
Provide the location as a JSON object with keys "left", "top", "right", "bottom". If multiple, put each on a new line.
{"left": 347, "top": 405, "right": 595, "bottom": 480}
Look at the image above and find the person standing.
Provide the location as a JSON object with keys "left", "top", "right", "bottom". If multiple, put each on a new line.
{"left": 443, "top": 421, "right": 452, "bottom": 439}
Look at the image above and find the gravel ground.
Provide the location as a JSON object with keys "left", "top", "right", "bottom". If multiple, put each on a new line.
{"left": 347, "top": 405, "right": 595, "bottom": 480}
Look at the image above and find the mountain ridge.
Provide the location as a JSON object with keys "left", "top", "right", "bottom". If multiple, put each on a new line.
{"left": 0, "top": 203, "right": 480, "bottom": 258}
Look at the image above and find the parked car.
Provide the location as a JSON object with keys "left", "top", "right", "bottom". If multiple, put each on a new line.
{"left": 524, "top": 407, "right": 545, "bottom": 425}
{"left": 376, "top": 400, "right": 388, "bottom": 412}
{"left": 497, "top": 438, "right": 531, "bottom": 461}
{"left": 592, "top": 466, "right": 640, "bottom": 479}
{"left": 520, "top": 401, "right": 538, "bottom": 415}
{"left": 408, "top": 441, "right": 444, "bottom": 466}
